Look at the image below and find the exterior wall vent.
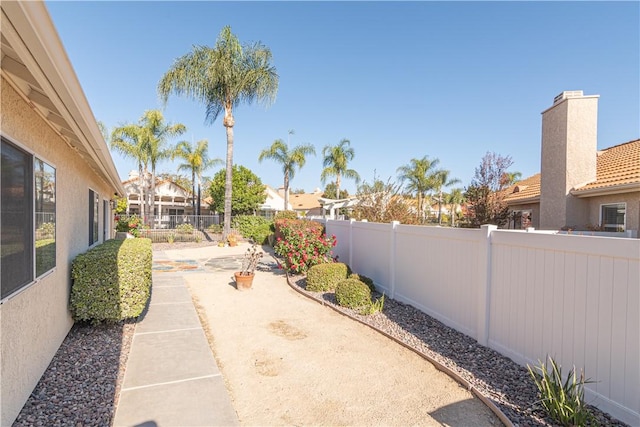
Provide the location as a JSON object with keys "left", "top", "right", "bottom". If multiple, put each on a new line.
{"left": 553, "top": 90, "right": 584, "bottom": 105}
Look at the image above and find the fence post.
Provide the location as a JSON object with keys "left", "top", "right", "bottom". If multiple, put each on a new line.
{"left": 348, "top": 219, "right": 356, "bottom": 267}
{"left": 389, "top": 221, "right": 399, "bottom": 299}
{"left": 477, "top": 224, "right": 497, "bottom": 346}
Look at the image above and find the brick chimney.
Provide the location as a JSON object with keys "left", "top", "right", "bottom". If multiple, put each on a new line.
{"left": 539, "top": 90, "right": 599, "bottom": 230}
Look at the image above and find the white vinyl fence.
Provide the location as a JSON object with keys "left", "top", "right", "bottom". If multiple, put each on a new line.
{"left": 320, "top": 219, "right": 639, "bottom": 426}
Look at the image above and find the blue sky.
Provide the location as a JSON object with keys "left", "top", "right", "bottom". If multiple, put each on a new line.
{"left": 46, "top": 1, "right": 639, "bottom": 195}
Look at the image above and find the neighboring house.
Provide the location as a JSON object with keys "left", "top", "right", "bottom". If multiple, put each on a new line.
{"left": 258, "top": 185, "right": 291, "bottom": 219}
{"left": 122, "top": 170, "right": 208, "bottom": 217}
{"left": 504, "top": 91, "right": 639, "bottom": 235}
{"left": 1, "top": 2, "right": 125, "bottom": 424}
{"left": 289, "top": 188, "right": 324, "bottom": 217}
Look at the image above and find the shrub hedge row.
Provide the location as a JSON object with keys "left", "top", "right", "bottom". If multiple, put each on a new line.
{"left": 71, "top": 238, "right": 152, "bottom": 323}
{"left": 306, "top": 262, "right": 349, "bottom": 292}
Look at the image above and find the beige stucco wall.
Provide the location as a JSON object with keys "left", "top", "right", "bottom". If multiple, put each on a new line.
{"left": 539, "top": 95, "right": 598, "bottom": 230}
{"left": 1, "top": 78, "right": 118, "bottom": 424}
{"left": 584, "top": 193, "right": 640, "bottom": 232}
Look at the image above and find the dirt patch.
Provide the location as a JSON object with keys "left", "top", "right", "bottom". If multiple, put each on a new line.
{"left": 185, "top": 263, "right": 502, "bottom": 426}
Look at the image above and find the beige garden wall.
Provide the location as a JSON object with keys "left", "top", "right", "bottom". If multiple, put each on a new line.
{"left": 1, "top": 79, "right": 117, "bottom": 425}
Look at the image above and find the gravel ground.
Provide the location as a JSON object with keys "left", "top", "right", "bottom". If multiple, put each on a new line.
{"left": 14, "top": 321, "right": 135, "bottom": 427}
{"left": 287, "top": 274, "right": 628, "bottom": 427}
{"left": 13, "top": 241, "right": 628, "bottom": 427}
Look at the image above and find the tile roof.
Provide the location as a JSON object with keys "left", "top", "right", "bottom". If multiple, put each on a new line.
{"left": 503, "top": 173, "right": 541, "bottom": 203}
{"left": 505, "top": 139, "right": 639, "bottom": 203}
{"left": 572, "top": 139, "right": 640, "bottom": 194}
{"left": 289, "top": 192, "right": 322, "bottom": 210}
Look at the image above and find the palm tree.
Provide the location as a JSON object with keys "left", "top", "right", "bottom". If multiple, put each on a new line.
{"left": 140, "top": 110, "right": 186, "bottom": 220}
{"left": 433, "top": 169, "right": 461, "bottom": 225}
{"left": 173, "top": 139, "right": 222, "bottom": 217}
{"left": 320, "top": 139, "right": 360, "bottom": 199}
{"left": 158, "top": 26, "right": 278, "bottom": 238}
{"left": 445, "top": 188, "right": 465, "bottom": 227}
{"left": 396, "top": 156, "right": 440, "bottom": 223}
{"left": 503, "top": 171, "right": 523, "bottom": 186}
{"left": 111, "top": 123, "right": 149, "bottom": 221}
{"left": 258, "top": 138, "right": 315, "bottom": 211}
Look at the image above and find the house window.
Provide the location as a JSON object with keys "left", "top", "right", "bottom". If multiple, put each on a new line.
{"left": 35, "top": 158, "right": 56, "bottom": 277}
{"left": 1, "top": 138, "right": 34, "bottom": 299}
{"left": 89, "top": 189, "right": 99, "bottom": 245}
{"left": 601, "top": 203, "right": 625, "bottom": 232}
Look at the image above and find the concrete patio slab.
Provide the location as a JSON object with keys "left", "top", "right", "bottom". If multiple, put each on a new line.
{"left": 135, "top": 302, "right": 201, "bottom": 334}
{"left": 122, "top": 328, "right": 219, "bottom": 389}
{"left": 113, "top": 375, "right": 237, "bottom": 427}
{"left": 149, "top": 284, "right": 193, "bottom": 304}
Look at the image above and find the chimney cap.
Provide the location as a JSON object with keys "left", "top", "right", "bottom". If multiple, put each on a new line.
{"left": 553, "top": 90, "right": 584, "bottom": 105}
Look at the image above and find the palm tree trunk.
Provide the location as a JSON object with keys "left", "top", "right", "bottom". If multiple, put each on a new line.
{"left": 151, "top": 166, "right": 156, "bottom": 227}
{"left": 283, "top": 171, "right": 289, "bottom": 211}
{"left": 138, "top": 163, "right": 145, "bottom": 224}
{"left": 223, "top": 124, "right": 234, "bottom": 239}
{"left": 191, "top": 170, "right": 196, "bottom": 214}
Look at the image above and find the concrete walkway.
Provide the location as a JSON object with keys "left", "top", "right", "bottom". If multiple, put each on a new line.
{"left": 112, "top": 249, "right": 239, "bottom": 427}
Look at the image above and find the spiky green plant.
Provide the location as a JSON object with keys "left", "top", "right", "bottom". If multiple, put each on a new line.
{"left": 527, "top": 356, "right": 594, "bottom": 426}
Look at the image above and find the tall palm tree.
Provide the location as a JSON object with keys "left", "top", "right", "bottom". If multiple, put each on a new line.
{"left": 158, "top": 26, "right": 278, "bottom": 238}
{"left": 111, "top": 124, "right": 149, "bottom": 221}
{"left": 320, "top": 139, "right": 360, "bottom": 199}
{"left": 397, "top": 156, "right": 440, "bottom": 223}
{"left": 258, "top": 138, "right": 315, "bottom": 211}
{"left": 140, "top": 110, "right": 186, "bottom": 220}
{"left": 433, "top": 169, "right": 461, "bottom": 225}
{"left": 173, "top": 139, "right": 222, "bottom": 217}
{"left": 445, "top": 188, "right": 465, "bottom": 227}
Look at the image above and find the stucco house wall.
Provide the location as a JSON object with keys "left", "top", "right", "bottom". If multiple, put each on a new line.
{"left": 1, "top": 2, "right": 124, "bottom": 423}
{"left": 584, "top": 193, "right": 640, "bottom": 232}
{"left": 0, "top": 78, "right": 118, "bottom": 425}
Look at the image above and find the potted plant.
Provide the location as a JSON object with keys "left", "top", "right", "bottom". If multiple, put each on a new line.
{"left": 234, "top": 244, "right": 263, "bottom": 290}
{"left": 227, "top": 232, "right": 239, "bottom": 247}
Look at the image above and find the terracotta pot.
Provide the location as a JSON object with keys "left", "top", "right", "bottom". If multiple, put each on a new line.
{"left": 234, "top": 272, "right": 254, "bottom": 290}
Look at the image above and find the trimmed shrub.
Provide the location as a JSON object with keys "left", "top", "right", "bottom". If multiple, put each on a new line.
{"left": 335, "top": 278, "right": 372, "bottom": 309}
{"left": 306, "top": 262, "right": 349, "bottom": 292}
{"left": 71, "top": 238, "right": 152, "bottom": 323}
{"left": 232, "top": 215, "right": 273, "bottom": 244}
{"left": 274, "top": 210, "right": 298, "bottom": 221}
{"left": 349, "top": 273, "right": 375, "bottom": 293}
{"left": 176, "top": 223, "right": 194, "bottom": 234}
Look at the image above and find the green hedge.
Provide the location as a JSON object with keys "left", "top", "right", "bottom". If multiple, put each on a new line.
{"left": 335, "top": 278, "right": 372, "bottom": 309}
{"left": 306, "top": 262, "right": 349, "bottom": 292}
{"left": 232, "top": 215, "right": 273, "bottom": 244}
{"left": 71, "top": 238, "right": 152, "bottom": 323}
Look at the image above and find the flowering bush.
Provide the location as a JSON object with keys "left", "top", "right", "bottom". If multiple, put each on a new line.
{"left": 115, "top": 215, "right": 142, "bottom": 237}
{"left": 274, "top": 219, "right": 336, "bottom": 274}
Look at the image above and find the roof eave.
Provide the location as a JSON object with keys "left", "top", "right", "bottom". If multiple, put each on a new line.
{"left": 2, "top": 1, "right": 125, "bottom": 197}
{"left": 571, "top": 182, "right": 640, "bottom": 198}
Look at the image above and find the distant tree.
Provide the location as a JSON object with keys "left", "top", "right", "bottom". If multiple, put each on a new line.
{"left": 158, "top": 25, "right": 278, "bottom": 238}
{"left": 322, "top": 182, "right": 349, "bottom": 199}
{"left": 464, "top": 152, "right": 514, "bottom": 228}
{"left": 396, "top": 156, "right": 440, "bottom": 223}
{"left": 209, "top": 165, "right": 266, "bottom": 215}
{"left": 258, "top": 138, "right": 315, "bottom": 211}
{"left": 173, "top": 139, "right": 222, "bottom": 216}
{"left": 433, "top": 169, "right": 461, "bottom": 225}
{"left": 290, "top": 188, "right": 306, "bottom": 194}
{"left": 503, "top": 171, "right": 523, "bottom": 186}
{"left": 142, "top": 110, "right": 187, "bottom": 218}
{"left": 320, "top": 139, "right": 360, "bottom": 198}
{"left": 351, "top": 177, "right": 418, "bottom": 225}
{"left": 157, "top": 173, "right": 192, "bottom": 191}
{"left": 445, "top": 188, "right": 465, "bottom": 227}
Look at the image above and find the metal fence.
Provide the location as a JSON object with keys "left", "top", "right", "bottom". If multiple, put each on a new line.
{"left": 117, "top": 214, "right": 223, "bottom": 231}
